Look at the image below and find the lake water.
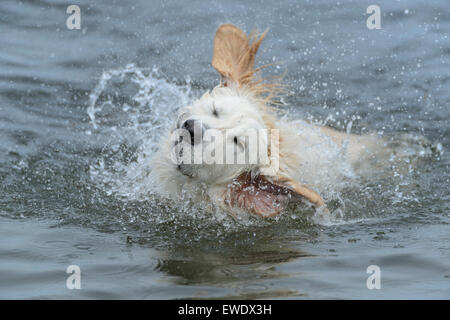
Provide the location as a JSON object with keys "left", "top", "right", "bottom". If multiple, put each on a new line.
{"left": 0, "top": 0, "right": 449, "bottom": 299}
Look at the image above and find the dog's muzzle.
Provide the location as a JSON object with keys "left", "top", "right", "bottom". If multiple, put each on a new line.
{"left": 172, "top": 118, "right": 204, "bottom": 177}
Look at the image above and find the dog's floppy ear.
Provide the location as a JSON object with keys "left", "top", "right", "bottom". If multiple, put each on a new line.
{"left": 212, "top": 24, "right": 267, "bottom": 86}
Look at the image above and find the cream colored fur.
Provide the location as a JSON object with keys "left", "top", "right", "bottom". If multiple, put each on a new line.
{"left": 150, "top": 24, "right": 383, "bottom": 218}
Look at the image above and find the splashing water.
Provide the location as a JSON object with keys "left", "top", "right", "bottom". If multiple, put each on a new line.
{"left": 88, "top": 64, "right": 189, "bottom": 196}
{"left": 86, "top": 65, "right": 250, "bottom": 234}
{"left": 86, "top": 65, "right": 443, "bottom": 231}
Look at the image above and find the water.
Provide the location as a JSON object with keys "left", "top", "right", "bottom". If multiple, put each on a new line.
{"left": 0, "top": 0, "right": 449, "bottom": 299}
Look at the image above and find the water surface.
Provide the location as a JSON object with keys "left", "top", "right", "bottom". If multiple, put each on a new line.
{"left": 0, "top": 0, "right": 449, "bottom": 299}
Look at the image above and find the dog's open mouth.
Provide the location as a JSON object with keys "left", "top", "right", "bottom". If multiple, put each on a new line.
{"left": 223, "top": 172, "right": 327, "bottom": 218}
{"left": 223, "top": 172, "right": 293, "bottom": 217}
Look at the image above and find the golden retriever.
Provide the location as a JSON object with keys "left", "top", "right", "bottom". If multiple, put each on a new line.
{"left": 151, "top": 24, "right": 381, "bottom": 218}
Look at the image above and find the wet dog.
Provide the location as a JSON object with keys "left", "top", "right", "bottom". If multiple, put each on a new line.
{"left": 151, "top": 24, "right": 381, "bottom": 218}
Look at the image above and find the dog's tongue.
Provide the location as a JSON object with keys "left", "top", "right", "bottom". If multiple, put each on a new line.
{"left": 225, "top": 173, "right": 292, "bottom": 217}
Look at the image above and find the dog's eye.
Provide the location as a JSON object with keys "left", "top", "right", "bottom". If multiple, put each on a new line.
{"left": 212, "top": 103, "right": 219, "bottom": 117}
{"left": 233, "top": 136, "right": 238, "bottom": 144}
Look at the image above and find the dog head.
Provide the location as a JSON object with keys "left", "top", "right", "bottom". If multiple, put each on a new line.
{"left": 157, "top": 24, "right": 326, "bottom": 217}
{"left": 173, "top": 87, "right": 270, "bottom": 183}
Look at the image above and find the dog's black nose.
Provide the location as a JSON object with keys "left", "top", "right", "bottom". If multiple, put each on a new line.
{"left": 182, "top": 119, "right": 199, "bottom": 145}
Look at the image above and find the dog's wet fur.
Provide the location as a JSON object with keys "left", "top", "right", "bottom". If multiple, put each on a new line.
{"left": 151, "top": 24, "right": 383, "bottom": 218}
